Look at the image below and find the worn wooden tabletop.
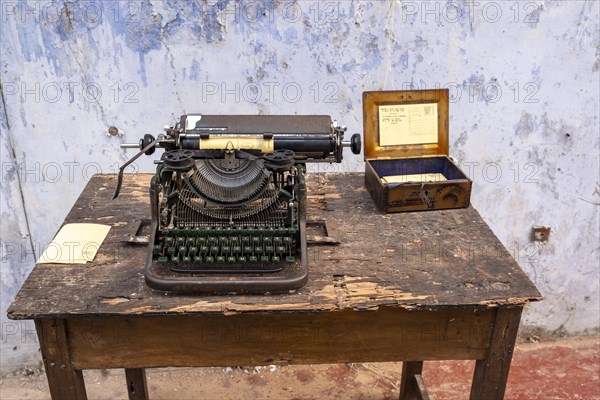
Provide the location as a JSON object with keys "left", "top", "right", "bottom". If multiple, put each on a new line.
{"left": 8, "top": 173, "right": 541, "bottom": 319}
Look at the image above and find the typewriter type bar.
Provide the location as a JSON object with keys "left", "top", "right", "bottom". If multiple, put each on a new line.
{"left": 116, "top": 114, "right": 360, "bottom": 294}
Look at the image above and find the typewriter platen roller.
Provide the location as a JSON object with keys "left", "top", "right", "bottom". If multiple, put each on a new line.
{"left": 114, "top": 115, "right": 361, "bottom": 294}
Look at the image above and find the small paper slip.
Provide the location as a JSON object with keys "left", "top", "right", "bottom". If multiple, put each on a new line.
{"left": 381, "top": 173, "right": 447, "bottom": 184}
{"left": 37, "top": 223, "right": 111, "bottom": 264}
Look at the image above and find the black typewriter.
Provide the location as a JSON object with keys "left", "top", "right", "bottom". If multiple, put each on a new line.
{"left": 114, "top": 115, "right": 360, "bottom": 294}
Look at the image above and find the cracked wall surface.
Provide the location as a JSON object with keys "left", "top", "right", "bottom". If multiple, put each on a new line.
{"left": 0, "top": 0, "right": 599, "bottom": 371}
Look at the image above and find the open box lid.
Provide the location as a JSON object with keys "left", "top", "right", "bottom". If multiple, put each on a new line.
{"left": 363, "top": 89, "right": 449, "bottom": 160}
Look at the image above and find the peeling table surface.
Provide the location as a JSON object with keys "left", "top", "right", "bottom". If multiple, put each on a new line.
{"left": 8, "top": 173, "right": 541, "bottom": 319}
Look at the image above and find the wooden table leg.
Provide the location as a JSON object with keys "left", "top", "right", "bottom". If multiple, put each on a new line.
{"left": 125, "top": 368, "right": 149, "bottom": 400}
{"left": 470, "top": 307, "right": 523, "bottom": 400}
{"left": 399, "top": 361, "right": 429, "bottom": 400}
{"left": 35, "top": 319, "right": 87, "bottom": 400}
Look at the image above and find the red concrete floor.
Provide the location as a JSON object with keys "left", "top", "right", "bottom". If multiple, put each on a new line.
{"left": 422, "top": 337, "right": 600, "bottom": 399}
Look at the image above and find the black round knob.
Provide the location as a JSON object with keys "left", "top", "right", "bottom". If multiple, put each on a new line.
{"left": 350, "top": 134, "right": 361, "bottom": 155}
{"left": 141, "top": 134, "right": 156, "bottom": 155}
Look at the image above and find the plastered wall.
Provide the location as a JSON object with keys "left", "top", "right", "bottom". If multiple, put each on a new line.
{"left": 1, "top": 0, "right": 598, "bottom": 371}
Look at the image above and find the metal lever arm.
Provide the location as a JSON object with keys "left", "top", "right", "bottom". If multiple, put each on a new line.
{"left": 113, "top": 138, "right": 159, "bottom": 199}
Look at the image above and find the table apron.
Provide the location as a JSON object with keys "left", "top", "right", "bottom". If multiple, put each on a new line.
{"left": 66, "top": 307, "right": 495, "bottom": 369}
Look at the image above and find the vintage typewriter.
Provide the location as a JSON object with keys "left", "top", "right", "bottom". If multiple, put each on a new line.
{"left": 114, "top": 115, "right": 360, "bottom": 294}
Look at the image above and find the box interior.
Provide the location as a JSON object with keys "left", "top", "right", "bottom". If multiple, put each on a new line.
{"left": 369, "top": 157, "right": 467, "bottom": 185}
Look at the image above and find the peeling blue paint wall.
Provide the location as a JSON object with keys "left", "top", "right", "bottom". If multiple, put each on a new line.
{"left": 1, "top": 0, "right": 599, "bottom": 371}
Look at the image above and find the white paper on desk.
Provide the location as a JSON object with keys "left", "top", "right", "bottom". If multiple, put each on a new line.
{"left": 37, "top": 223, "right": 111, "bottom": 264}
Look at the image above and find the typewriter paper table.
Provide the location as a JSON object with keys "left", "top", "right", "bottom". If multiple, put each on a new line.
{"left": 8, "top": 173, "right": 541, "bottom": 400}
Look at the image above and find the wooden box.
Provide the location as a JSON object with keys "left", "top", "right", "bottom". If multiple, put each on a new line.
{"left": 363, "top": 89, "right": 472, "bottom": 213}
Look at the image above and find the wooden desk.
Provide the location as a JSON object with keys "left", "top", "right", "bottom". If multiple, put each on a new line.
{"left": 7, "top": 173, "right": 541, "bottom": 400}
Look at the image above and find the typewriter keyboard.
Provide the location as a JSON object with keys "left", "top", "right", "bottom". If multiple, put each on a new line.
{"left": 153, "top": 226, "right": 298, "bottom": 267}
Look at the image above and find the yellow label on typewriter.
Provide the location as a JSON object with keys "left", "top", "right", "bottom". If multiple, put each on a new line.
{"left": 199, "top": 136, "right": 274, "bottom": 153}
{"left": 381, "top": 173, "right": 447, "bottom": 184}
{"left": 378, "top": 103, "right": 438, "bottom": 146}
